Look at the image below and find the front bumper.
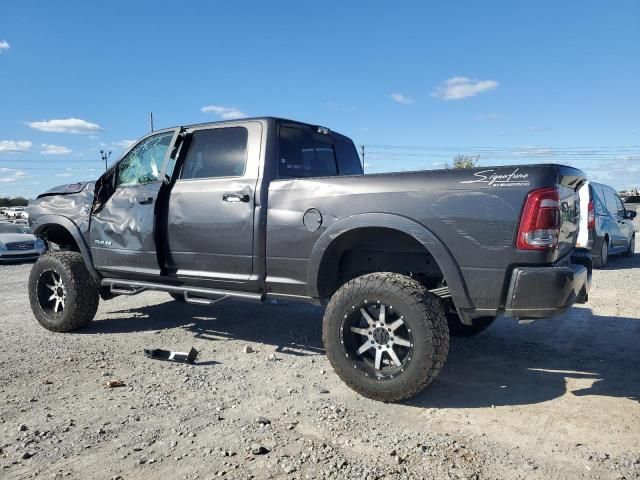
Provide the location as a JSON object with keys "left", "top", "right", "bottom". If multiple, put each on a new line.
{"left": 0, "top": 248, "right": 44, "bottom": 262}
{"left": 504, "top": 250, "right": 591, "bottom": 319}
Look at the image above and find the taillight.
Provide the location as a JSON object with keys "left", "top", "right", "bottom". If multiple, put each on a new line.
{"left": 587, "top": 199, "right": 595, "bottom": 230}
{"left": 516, "top": 187, "right": 561, "bottom": 250}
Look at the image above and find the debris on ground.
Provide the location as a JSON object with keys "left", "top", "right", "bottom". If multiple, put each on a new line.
{"left": 143, "top": 347, "right": 199, "bottom": 363}
{"left": 104, "top": 380, "right": 126, "bottom": 388}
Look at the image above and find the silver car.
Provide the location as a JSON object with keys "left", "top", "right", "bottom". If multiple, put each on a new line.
{"left": 0, "top": 222, "right": 46, "bottom": 262}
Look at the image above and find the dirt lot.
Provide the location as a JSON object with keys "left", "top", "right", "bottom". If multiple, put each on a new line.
{"left": 1, "top": 238, "right": 639, "bottom": 479}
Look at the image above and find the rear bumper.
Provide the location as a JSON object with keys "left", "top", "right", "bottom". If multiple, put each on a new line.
{"left": 504, "top": 249, "right": 591, "bottom": 319}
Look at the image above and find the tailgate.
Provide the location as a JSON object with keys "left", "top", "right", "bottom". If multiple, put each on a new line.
{"left": 556, "top": 166, "right": 586, "bottom": 258}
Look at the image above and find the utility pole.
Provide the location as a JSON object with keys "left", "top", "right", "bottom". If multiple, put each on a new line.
{"left": 149, "top": 112, "right": 154, "bottom": 133}
{"left": 360, "top": 145, "right": 365, "bottom": 171}
{"left": 100, "top": 150, "right": 112, "bottom": 172}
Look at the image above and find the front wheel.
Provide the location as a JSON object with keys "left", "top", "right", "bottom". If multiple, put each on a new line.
{"left": 28, "top": 252, "right": 99, "bottom": 332}
{"left": 623, "top": 234, "right": 635, "bottom": 257}
{"left": 322, "top": 272, "right": 449, "bottom": 402}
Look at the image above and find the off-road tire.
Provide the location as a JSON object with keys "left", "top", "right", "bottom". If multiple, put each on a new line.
{"left": 593, "top": 237, "right": 608, "bottom": 268}
{"left": 169, "top": 292, "right": 186, "bottom": 302}
{"left": 446, "top": 312, "right": 496, "bottom": 337}
{"left": 29, "top": 252, "right": 99, "bottom": 332}
{"left": 323, "top": 272, "right": 449, "bottom": 402}
{"left": 623, "top": 234, "right": 635, "bottom": 257}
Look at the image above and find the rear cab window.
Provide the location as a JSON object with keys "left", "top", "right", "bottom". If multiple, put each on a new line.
{"left": 278, "top": 124, "right": 363, "bottom": 178}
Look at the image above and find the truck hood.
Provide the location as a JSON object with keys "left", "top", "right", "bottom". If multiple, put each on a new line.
{"left": 37, "top": 181, "right": 94, "bottom": 198}
{"left": 28, "top": 182, "right": 96, "bottom": 238}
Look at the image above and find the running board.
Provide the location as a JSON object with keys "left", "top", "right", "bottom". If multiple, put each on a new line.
{"left": 101, "top": 278, "right": 264, "bottom": 303}
{"left": 428, "top": 286, "right": 451, "bottom": 299}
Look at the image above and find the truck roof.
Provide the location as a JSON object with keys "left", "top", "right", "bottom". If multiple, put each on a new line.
{"left": 150, "top": 116, "right": 352, "bottom": 141}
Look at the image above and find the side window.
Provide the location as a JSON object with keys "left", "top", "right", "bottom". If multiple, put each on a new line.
{"left": 116, "top": 132, "right": 173, "bottom": 187}
{"left": 180, "top": 127, "right": 248, "bottom": 180}
{"left": 334, "top": 137, "right": 363, "bottom": 175}
{"left": 279, "top": 126, "right": 338, "bottom": 178}
{"left": 602, "top": 188, "right": 619, "bottom": 216}
{"left": 614, "top": 195, "right": 625, "bottom": 217}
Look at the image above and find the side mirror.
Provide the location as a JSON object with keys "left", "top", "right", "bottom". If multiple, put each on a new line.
{"left": 626, "top": 210, "right": 637, "bottom": 220}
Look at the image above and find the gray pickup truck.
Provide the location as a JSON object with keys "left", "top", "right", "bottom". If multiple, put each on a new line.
{"left": 27, "top": 117, "right": 591, "bottom": 401}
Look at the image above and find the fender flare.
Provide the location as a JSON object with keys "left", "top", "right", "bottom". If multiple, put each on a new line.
{"left": 31, "top": 215, "right": 101, "bottom": 283}
{"left": 306, "top": 213, "right": 472, "bottom": 309}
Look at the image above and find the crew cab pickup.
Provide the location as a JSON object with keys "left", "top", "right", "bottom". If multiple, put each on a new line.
{"left": 27, "top": 117, "right": 591, "bottom": 401}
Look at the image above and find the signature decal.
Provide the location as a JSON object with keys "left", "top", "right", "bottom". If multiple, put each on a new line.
{"left": 460, "top": 168, "right": 530, "bottom": 187}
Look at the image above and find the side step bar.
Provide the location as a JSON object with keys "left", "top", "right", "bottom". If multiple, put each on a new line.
{"left": 101, "top": 278, "right": 264, "bottom": 303}
{"left": 428, "top": 286, "right": 451, "bottom": 299}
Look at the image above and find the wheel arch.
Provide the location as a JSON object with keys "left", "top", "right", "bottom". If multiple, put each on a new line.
{"left": 31, "top": 215, "right": 101, "bottom": 282}
{"left": 307, "top": 213, "right": 472, "bottom": 310}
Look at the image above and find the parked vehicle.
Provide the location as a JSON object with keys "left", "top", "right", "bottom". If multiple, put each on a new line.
{"left": 26, "top": 117, "right": 591, "bottom": 401}
{"left": 585, "top": 182, "right": 636, "bottom": 267}
{"left": 624, "top": 194, "right": 640, "bottom": 206}
{"left": 0, "top": 222, "right": 46, "bottom": 262}
{"left": 13, "top": 218, "right": 32, "bottom": 233}
{"left": 5, "top": 207, "right": 27, "bottom": 219}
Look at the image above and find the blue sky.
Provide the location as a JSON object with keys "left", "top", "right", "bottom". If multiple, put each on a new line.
{"left": 1, "top": 0, "right": 639, "bottom": 197}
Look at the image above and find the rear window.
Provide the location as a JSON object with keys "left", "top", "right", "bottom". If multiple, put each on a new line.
{"left": 181, "top": 127, "right": 248, "bottom": 180}
{"left": 279, "top": 126, "right": 337, "bottom": 178}
{"left": 334, "top": 137, "right": 363, "bottom": 175}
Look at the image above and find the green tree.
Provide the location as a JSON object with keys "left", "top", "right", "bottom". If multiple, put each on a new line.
{"left": 447, "top": 154, "right": 480, "bottom": 169}
{"left": 10, "top": 197, "right": 29, "bottom": 206}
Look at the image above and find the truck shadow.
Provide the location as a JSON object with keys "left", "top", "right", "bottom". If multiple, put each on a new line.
{"left": 86, "top": 300, "right": 640, "bottom": 407}
{"left": 408, "top": 308, "right": 640, "bottom": 408}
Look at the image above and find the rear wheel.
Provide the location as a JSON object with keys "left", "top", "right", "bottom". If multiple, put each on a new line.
{"left": 623, "top": 234, "right": 635, "bottom": 257}
{"left": 28, "top": 252, "right": 99, "bottom": 332}
{"left": 593, "top": 237, "right": 608, "bottom": 268}
{"left": 322, "top": 272, "right": 449, "bottom": 402}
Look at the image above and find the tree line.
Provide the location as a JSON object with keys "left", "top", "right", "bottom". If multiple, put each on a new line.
{"left": 0, "top": 197, "right": 30, "bottom": 207}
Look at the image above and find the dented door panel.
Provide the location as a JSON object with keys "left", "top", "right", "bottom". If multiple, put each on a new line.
{"left": 90, "top": 182, "right": 163, "bottom": 276}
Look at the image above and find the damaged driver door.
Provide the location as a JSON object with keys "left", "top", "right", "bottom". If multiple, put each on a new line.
{"left": 90, "top": 130, "right": 179, "bottom": 277}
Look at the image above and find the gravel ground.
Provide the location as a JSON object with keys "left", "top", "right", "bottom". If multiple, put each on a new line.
{"left": 1, "top": 235, "right": 639, "bottom": 479}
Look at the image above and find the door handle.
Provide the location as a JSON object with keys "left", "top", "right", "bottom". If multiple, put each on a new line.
{"left": 138, "top": 197, "right": 154, "bottom": 205}
{"left": 223, "top": 193, "right": 250, "bottom": 203}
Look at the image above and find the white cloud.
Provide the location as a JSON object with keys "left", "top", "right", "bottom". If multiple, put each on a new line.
{"left": 201, "top": 105, "right": 247, "bottom": 120}
{"left": 0, "top": 140, "right": 32, "bottom": 153}
{"left": 27, "top": 118, "right": 102, "bottom": 134}
{"left": 54, "top": 172, "right": 74, "bottom": 177}
{"left": 432, "top": 76, "right": 498, "bottom": 100}
{"left": 513, "top": 146, "right": 554, "bottom": 157}
{"left": 0, "top": 167, "right": 28, "bottom": 183}
{"left": 0, "top": 40, "right": 9, "bottom": 53}
{"left": 114, "top": 139, "right": 136, "bottom": 149}
{"left": 390, "top": 93, "right": 413, "bottom": 105}
{"left": 477, "top": 112, "right": 507, "bottom": 121}
{"left": 40, "top": 143, "right": 72, "bottom": 155}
